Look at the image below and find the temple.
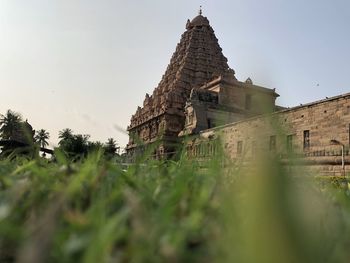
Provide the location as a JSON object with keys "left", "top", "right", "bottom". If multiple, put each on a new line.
{"left": 126, "top": 11, "right": 278, "bottom": 158}
{"left": 126, "top": 10, "right": 350, "bottom": 175}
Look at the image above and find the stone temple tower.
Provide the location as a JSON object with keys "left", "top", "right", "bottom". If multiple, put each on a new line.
{"left": 126, "top": 10, "right": 234, "bottom": 158}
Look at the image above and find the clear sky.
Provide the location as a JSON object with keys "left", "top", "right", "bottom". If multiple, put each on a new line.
{"left": 1, "top": 0, "right": 349, "bottom": 150}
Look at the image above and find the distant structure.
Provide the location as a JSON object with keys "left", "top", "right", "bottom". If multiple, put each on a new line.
{"left": 0, "top": 120, "right": 35, "bottom": 155}
{"left": 0, "top": 120, "right": 53, "bottom": 156}
{"left": 126, "top": 11, "right": 279, "bottom": 158}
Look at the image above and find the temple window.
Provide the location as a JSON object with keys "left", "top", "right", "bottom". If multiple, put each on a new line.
{"left": 287, "top": 134, "right": 293, "bottom": 152}
{"left": 237, "top": 141, "right": 243, "bottom": 155}
{"left": 303, "top": 130, "right": 310, "bottom": 150}
{"left": 269, "top": 135, "right": 276, "bottom": 151}
{"left": 207, "top": 118, "right": 212, "bottom": 128}
{"left": 151, "top": 125, "right": 157, "bottom": 135}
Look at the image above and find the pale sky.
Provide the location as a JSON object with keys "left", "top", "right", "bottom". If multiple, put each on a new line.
{"left": 1, "top": 0, "right": 349, "bottom": 150}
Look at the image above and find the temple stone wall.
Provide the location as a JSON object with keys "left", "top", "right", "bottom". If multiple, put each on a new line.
{"left": 190, "top": 93, "right": 350, "bottom": 175}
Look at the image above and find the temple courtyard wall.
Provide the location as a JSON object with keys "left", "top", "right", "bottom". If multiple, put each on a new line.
{"left": 188, "top": 93, "right": 350, "bottom": 176}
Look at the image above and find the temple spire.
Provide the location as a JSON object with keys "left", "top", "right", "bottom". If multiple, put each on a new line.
{"left": 127, "top": 12, "right": 231, "bottom": 153}
{"left": 199, "top": 6, "right": 202, "bottom": 15}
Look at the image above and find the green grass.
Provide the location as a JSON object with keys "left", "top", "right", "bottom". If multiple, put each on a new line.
{"left": 0, "top": 149, "right": 350, "bottom": 262}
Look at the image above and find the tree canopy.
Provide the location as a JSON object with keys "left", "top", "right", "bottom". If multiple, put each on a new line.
{"left": 35, "top": 129, "right": 50, "bottom": 148}
{"left": 57, "top": 129, "right": 120, "bottom": 160}
{"left": 0, "top": 110, "right": 22, "bottom": 140}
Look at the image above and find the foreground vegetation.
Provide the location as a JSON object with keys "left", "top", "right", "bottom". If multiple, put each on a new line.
{"left": 0, "top": 149, "right": 350, "bottom": 262}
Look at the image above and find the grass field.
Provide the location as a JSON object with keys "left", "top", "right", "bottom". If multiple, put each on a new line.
{"left": 0, "top": 149, "right": 350, "bottom": 262}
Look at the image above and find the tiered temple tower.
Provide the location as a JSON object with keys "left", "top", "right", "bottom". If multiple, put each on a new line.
{"left": 126, "top": 10, "right": 234, "bottom": 158}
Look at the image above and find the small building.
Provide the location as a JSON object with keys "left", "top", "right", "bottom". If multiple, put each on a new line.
{"left": 180, "top": 72, "right": 280, "bottom": 136}
{"left": 0, "top": 120, "right": 35, "bottom": 155}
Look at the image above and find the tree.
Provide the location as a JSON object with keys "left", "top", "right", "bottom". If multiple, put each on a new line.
{"left": 58, "top": 128, "right": 74, "bottom": 146}
{"left": 0, "top": 110, "right": 22, "bottom": 140}
{"left": 104, "top": 138, "right": 120, "bottom": 160}
{"left": 88, "top": 141, "right": 104, "bottom": 152}
{"left": 58, "top": 129, "right": 92, "bottom": 159}
{"left": 35, "top": 129, "right": 50, "bottom": 148}
{"left": 70, "top": 134, "right": 90, "bottom": 156}
{"left": 104, "top": 138, "right": 117, "bottom": 154}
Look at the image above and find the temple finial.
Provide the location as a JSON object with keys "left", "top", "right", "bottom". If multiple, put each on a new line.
{"left": 199, "top": 6, "right": 202, "bottom": 15}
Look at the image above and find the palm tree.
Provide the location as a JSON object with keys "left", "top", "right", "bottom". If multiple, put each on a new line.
{"left": 0, "top": 110, "right": 22, "bottom": 140}
{"left": 58, "top": 128, "right": 73, "bottom": 146}
{"left": 104, "top": 138, "right": 119, "bottom": 155}
{"left": 35, "top": 129, "right": 50, "bottom": 148}
{"left": 58, "top": 129, "right": 91, "bottom": 159}
{"left": 88, "top": 141, "right": 104, "bottom": 152}
{"left": 68, "top": 134, "right": 90, "bottom": 158}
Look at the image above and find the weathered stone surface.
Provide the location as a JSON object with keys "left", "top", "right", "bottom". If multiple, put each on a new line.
{"left": 188, "top": 93, "right": 350, "bottom": 175}
{"left": 126, "top": 13, "right": 232, "bottom": 157}
{"left": 180, "top": 73, "right": 279, "bottom": 136}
